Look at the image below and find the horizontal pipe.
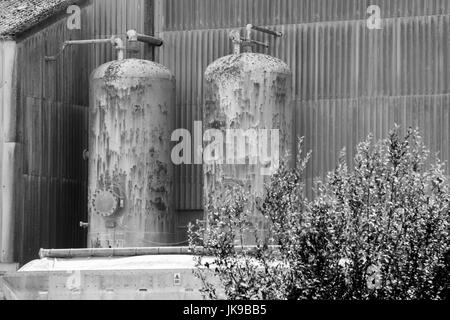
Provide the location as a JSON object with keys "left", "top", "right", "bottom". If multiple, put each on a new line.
{"left": 64, "top": 38, "right": 114, "bottom": 45}
{"left": 39, "top": 246, "right": 280, "bottom": 259}
{"left": 136, "top": 34, "right": 163, "bottom": 46}
{"left": 45, "top": 37, "right": 124, "bottom": 61}
{"left": 248, "top": 24, "right": 283, "bottom": 38}
{"left": 127, "top": 30, "right": 164, "bottom": 47}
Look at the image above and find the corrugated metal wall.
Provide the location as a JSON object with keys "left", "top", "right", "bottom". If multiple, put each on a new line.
{"left": 11, "top": 0, "right": 450, "bottom": 263}
{"left": 14, "top": 0, "right": 153, "bottom": 265}
{"left": 155, "top": 0, "right": 449, "bottom": 209}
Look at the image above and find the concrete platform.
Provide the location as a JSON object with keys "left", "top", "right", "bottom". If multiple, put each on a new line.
{"left": 0, "top": 263, "right": 19, "bottom": 274}
{"left": 0, "top": 255, "right": 222, "bottom": 300}
{"left": 0, "top": 263, "right": 19, "bottom": 300}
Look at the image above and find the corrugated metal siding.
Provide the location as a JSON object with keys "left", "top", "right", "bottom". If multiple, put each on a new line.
{"left": 14, "top": 0, "right": 152, "bottom": 265}
{"left": 11, "top": 0, "right": 450, "bottom": 261}
{"left": 160, "top": 0, "right": 450, "bottom": 31}
{"left": 155, "top": 0, "right": 450, "bottom": 208}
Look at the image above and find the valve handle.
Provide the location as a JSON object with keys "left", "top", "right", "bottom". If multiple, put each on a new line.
{"left": 127, "top": 30, "right": 163, "bottom": 47}
{"left": 246, "top": 24, "right": 283, "bottom": 38}
{"left": 229, "top": 24, "right": 282, "bottom": 54}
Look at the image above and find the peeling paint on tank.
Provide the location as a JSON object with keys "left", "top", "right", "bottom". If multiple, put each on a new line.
{"left": 204, "top": 53, "right": 293, "bottom": 244}
{"left": 89, "top": 59, "right": 176, "bottom": 249}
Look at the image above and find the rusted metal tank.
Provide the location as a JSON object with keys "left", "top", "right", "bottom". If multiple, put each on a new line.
{"left": 88, "top": 58, "right": 175, "bottom": 248}
{"left": 203, "top": 52, "right": 293, "bottom": 243}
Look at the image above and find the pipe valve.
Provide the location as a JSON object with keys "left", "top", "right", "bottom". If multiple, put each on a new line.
{"left": 230, "top": 24, "right": 283, "bottom": 54}
{"left": 79, "top": 221, "right": 89, "bottom": 229}
{"left": 246, "top": 24, "right": 283, "bottom": 39}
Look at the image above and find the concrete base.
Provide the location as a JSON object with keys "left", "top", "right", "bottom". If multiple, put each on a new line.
{"left": 0, "top": 263, "right": 19, "bottom": 300}
{"left": 0, "top": 263, "right": 18, "bottom": 275}
{"left": 1, "top": 256, "right": 222, "bottom": 300}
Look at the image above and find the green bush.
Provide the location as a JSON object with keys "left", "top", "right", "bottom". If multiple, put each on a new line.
{"left": 189, "top": 126, "right": 450, "bottom": 300}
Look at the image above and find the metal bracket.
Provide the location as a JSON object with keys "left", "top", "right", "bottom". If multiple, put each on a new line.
{"left": 246, "top": 24, "right": 283, "bottom": 39}
{"left": 45, "top": 35, "right": 125, "bottom": 61}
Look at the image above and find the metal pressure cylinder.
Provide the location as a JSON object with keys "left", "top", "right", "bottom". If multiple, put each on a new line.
{"left": 203, "top": 52, "right": 293, "bottom": 242}
{"left": 88, "top": 58, "right": 175, "bottom": 248}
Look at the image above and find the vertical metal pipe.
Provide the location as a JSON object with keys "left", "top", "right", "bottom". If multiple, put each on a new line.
{"left": 1, "top": 40, "right": 19, "bottom": 263}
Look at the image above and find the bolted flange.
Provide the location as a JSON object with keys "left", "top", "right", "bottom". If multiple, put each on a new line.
{"left": 91, "top": 189, "right": 119, "bottom": 217}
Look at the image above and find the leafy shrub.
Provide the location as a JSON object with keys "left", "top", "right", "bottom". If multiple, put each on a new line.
{"left": 189, "top": 126, "right": 450, "bottom": 300}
